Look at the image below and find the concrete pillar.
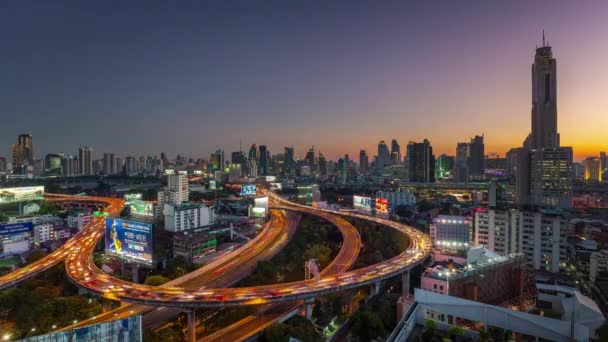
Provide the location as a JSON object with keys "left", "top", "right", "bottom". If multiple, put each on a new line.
{"left": 131, "top": 263, "right": 139, "bottom": 283}
{"left": 186, "top": 309, "right": 196, "bottom": 342}
{"left": 304, "top": 298, "right": 315, "bottom": 320}
{"left": 402, "top": 270, "right": 410, "bottom": 296}
{"left": 371, "top": 281, "right": 381, "bottom": 296}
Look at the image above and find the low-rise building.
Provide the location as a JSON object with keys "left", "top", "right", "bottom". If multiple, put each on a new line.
{"left": 375, "top": 188, "right": 416, "bottom": 211}
{"left": 590, "top": 249, "right": 608, "bottom": 283}
{"left": 430, "top": 215, "right": 471, "bottom": 250}
{"left": 164, "top": 203, "right": 214, "bottom": 232}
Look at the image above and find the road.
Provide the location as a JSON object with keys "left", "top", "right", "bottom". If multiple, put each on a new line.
{"left": 60, "top": 208, "right": 301, "bottom": 331}
{"left": 0, "top": 194, "right": 124, "bottom": 291}
{"left": 62, "top": 196, "right": 430, "bottom": 309}
{"left": 199, "top": 206, "right": 362, "bottom": 342}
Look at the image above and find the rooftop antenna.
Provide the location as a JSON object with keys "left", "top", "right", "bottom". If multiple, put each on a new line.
{"left": 542, "top": 30, "right": 546, "bottom": 47}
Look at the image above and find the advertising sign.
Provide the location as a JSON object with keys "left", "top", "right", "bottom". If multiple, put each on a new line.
{"left": 270, "top": 182, "right": 282, "bottom": 190}
{"left": 265, "top": 175, "right": 277, "bottom": 182}
{"left": 124, "top": 194, "right": 142, "bottom": 202}
{"left": 125, "top": 194, "right": 154, "bottom": 217}
{"left": 375, "top": 197, "right": 389, "bottom": 213}
{"left": 353, "top": 195, "right": 373, "bottom": 211}
{"left": 0, "top": 186, "right": 44, "bottom": 204}
{"left": 251, "top": 207, "right": 266, "bottom": 218}
{"left": 0, "top": 222, "right": 33, "bottom": 236}
{"left": 241, "top": 184, "right": 257, "bottom": 196}
{"left": 105, "top": 218, "right": 153, "bottom": 265}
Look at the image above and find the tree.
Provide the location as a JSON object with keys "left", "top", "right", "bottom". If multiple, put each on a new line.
{"left": 351, "top": 309, "right": 386, "bottom": 340}
{"left": 420, "top": 319, "right": 438, "bottom": 341}
{"left": 448, "top": 325, "right": 465, "bottom": 340}
{"left": 477, "top": 327, "right": 491, "bottom": 342}
{"left": 144, "top": 275, "right": 171, "bottom": 286}
{"left": 263, "top": 323, "right": 290, "bottom": 342}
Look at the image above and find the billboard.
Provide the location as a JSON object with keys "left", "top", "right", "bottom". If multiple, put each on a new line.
{"left": 125, "top": 194, "right": 154, "bottom": 217}
{"left": 0, "top": 186, "right": 44, "bottom": 204}
{"left": 251, "top": 207, "right": 266, "bottom": 218}
{"left": 241, "top": 184, "right": 257, "bottom": 196}
{"left": 0, "top": 222, "right": 33, "bottom": 236}
{"left": 353, "top": 195, "right": 373, "bottom": 211}
{"left": 105, "top": 218, "right": 153, "bottom": 265}
{"left": 270, "top": 182, "right": 282, "bottom": 190}
{"left": 265, "top": 175, "right": 277, "bottom": 182}
{"left": 375, "top": 197, "right": 389, "bottom": 213}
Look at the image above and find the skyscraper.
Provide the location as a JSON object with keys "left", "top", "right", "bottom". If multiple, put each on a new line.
{"left": 530, "top": 32, "right": 559, "bottom": 150}
{"left": 453, "top": 142, "right": 469, "bottom": 183}
{"left": 376, "top": 141, "right": 390, "bottom": 171}
{"left": 468, "top": 135, "right": 485, "bottom": 178}
{"left": 259, "top": 145, "right": 268, "bottom": 176}
{"left": 390, "top": 139, "right": 401, "bottom": 165}
{"left": 583, "top": 157, "right": 602, "bottom": 182}
{"left": 305, "top": 147, "right": 316, "bottom": 172}
{"left": 407, "top": 139, "right": 435, "bottom": 183}
{"left": 12, "top": 134, "right": 34, "bottom": 173}
{"left": 318, "top": 152, "right": 327, "bottom": 176}
{"left": 284, "top": 147, "right": 295, "bottom": 177}
{"left": 210, "top": 150, "right": 224, "bottom": 172}
{"left": 103, "top": 153, "right": 116, "bottom": 175}
{"left": 78, "top": 146, "right": 93, "bottom": 175}
{"left": 359, "top": 150, "right": 369, "bottom": 175}
{"left": 600, "top": 152, "right": 607, "bottom": 172}
{"left": 248, "top": 144, "right": 259, "bottom": 163}
{"left": 522, "top": 35, "right": 573, "bottom": 208}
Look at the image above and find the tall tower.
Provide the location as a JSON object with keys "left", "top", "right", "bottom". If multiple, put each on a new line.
{"left": 78, "top": 146, "right": 93, "bottom": 175}
{"left": 12, "top": 134, "right": 34, "bottom": 173}
{"left": 376, "top": 141, "right": 390, "bottom": 171}
{"left": 531, "top": 31, "right": 559, "bottom": 149}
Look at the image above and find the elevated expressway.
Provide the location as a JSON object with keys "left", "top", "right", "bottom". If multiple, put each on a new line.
{"left": 0, "top": 194, "right": 124, "bottom": 291}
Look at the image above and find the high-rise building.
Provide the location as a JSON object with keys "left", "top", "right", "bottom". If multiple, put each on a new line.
{"left": 468, "top": 135, "right": 485, "bottom": 178}
{"left": 530, "top": 32, "right": 559, "bottom": 150}
{"left": 435, "top": 154, "right": 454, "bottom": 179}
{"left": 583, "top": 157, "right": 602, "bottom": 182}
{"left": 0, "top": 157, "right": 7, "bottom": 173}
{"left": 390, "top": 139, "right": 401, "bottom": 165}
{"left": 475, "top": 208, "right": 567, "bottom": 272}
{"left": 12, "top": 134, "right": 34, "bottom": 173}
{"left": 359, "top": 150, "right": 369, "bottom": 175}
{"left": 259, "top": 145, "right": 268, "bottom": 176}
{"left": 103, "top": 153, "right": 116, "bottom": 175}
{"left": 167, "top": 173, "right": 189, "bottom": 205}
{"left": 600, "top": 152, "right": 607, "bottom": 172}
{"left": 305, "top": 147, "right": 316, "bottom": 173}
{"left": 78, "top": 146, "right": 93, "bottom": 175}
{"left": 284, "top": 147, "right": 295, "bottom": 177}
{"left": 454, "top": 142, "right": 469, "bottom": 183}
{"left": 248, "top": 144, "right": 259, "bottom": 163}
{"left": 517, "top": 35, "right": 573, "bottom": 208}
{"left": 407, "top": 139, "right": 435, "bottom": 183}
{"left": 61, "top": 155, "right": 76, "bottom": 177}
{"left": 376, "top": 141, "right": 390, "bottom": 171}
{"left": 125, "top": 156, "right": 138, "bottom": 175}
{"left": 210, "top": 150, "right": 224, "bottom": 172}
{"left": 318, "top": 152, "right": 327, "bottom": 176}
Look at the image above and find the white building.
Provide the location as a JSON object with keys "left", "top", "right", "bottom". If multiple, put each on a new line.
{"left": 590, "top": 249, "right": 608, "bottom": 282}
{"left": 34, "top": 223, "right": 54, "bottom": 244}
{"left": 1, "top": 236, "right": 30, "bottom": 254}
{"left": 164, "top": 203, "right": 214, "bottom": 232}
{"left": 375, "top": 188, "right": 416, "bottom": 211}
{"left": 430, "top": 215, "right": 471, "bottom": 249}
{"left": 67, "top": 212, "right": 92, "bottom": 230}
{"left": 168, "top": 174, "right": 189, "bottom": 204}
{"left": 475, "top": 208, "right": 567, "bottom": 272}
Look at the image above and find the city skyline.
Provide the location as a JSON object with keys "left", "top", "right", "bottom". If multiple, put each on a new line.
{"left": 1, "top": 1, "right": 607, "bottom": 161}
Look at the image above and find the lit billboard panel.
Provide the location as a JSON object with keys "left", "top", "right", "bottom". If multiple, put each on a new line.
{"left": 270, "top": 182, "right": 282, "bottom": 190}
{"left": 0, "top": 186, "right": 44, "bottom": 204}
{"left": 375, "top": 197, "right": 389, "bottom": 213}
{"left": 353, "top": 195, "right": 373, "bottom": 211}
{"left": 0, "top": 222, "right": 33, "bottom": 237}
{"left": 124, "top": 194, "right": 154, "bottom": 217}
{"left": 251, "top": 207, "right": 266, "bottom": 218}
{"left": 105, "top": 218, "right": 153, "bottom": 265}
{"left": 241, "top": 184, "right": 257, "bottom": 196}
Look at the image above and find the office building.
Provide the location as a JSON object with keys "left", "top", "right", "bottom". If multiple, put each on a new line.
{"left": 45, "top": 154, "right": 62, "bottom": 175}
{"left": 284, "top": 147, "right": 295, "bottom": 177}
{"left": 590, "top": 250, "right": 608, "bottom": 282}
{"left": 248, "top": 144, "right": 259, "bottom": 164}
{"left": 435, "top": 154, "right": 453, "bottom": 179}
{"left": 583, "top": 157, "right": 602, "bottom": 182}
{"left": 376, "top": 141, "right": 390, "bottom": 171}
{"left": 407, "top": 139, "right": 435, "bottom": 183}
{"left": 209, "top": 149, "right": 224, "bottom": 172}
{"left": 453, "top": 142, "right": 469, "bottom": 182}
{"left": 475, "top": 208, "right": 568, "bottom": 272}
{"left": 318, "top": 152, "right": 327, "bottom": 176}
{"left": 168, "top": 174, "right": 189, "bottom": 204}
{"left": 304, "top": 147, "right": 316, "bottom": 173}
{"left": 258, "top": 145, "right": 268, "bottom": 175}
{"left": 228, "top": 163, "right": 242, "bottom": 182}
{"left": 600, "top": 152, "right": 607, "bottom": 172}
{"left": 468, "top": 135, "right": 485, "bottom": 178}
{"left": 529, "top": 147, "right": 573, "bottom": 208}
{"left": 103, "top": 153, "right": 116, "bottom": 175}
{"left": 390, "top": 139, "right": 401, "bottom": 165}
{"left": 12, "top": 134, "right": 34, "bottom": 174}
{"left": 359, "top": 150, "right": 369, "bottom": 175}
{"left": 78, "top": 146, "right": 93, "bottom": 175}
{"left": 125, "top": 156, "right": 137, "bottom": 175}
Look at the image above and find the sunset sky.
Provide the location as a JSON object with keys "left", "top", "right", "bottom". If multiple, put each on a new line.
{"left": 1, "top": 1, "right": 607, "bottom": 162}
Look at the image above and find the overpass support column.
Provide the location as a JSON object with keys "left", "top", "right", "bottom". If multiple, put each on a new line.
{"left": 402, "top": 270, "right": 410, "bottom": 296}
{"left": 186, "top": 309, "right": 196, "bottom": 342}
{"left": 371, "top": 281, "right": 381, "bottom": 297}
{"left": 305, "top": 298, "right": 315, "bottom": 320}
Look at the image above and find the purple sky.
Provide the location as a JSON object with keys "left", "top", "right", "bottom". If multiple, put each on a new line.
{"left": 1, "top": 1, "right": 607, "bottom": 162}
